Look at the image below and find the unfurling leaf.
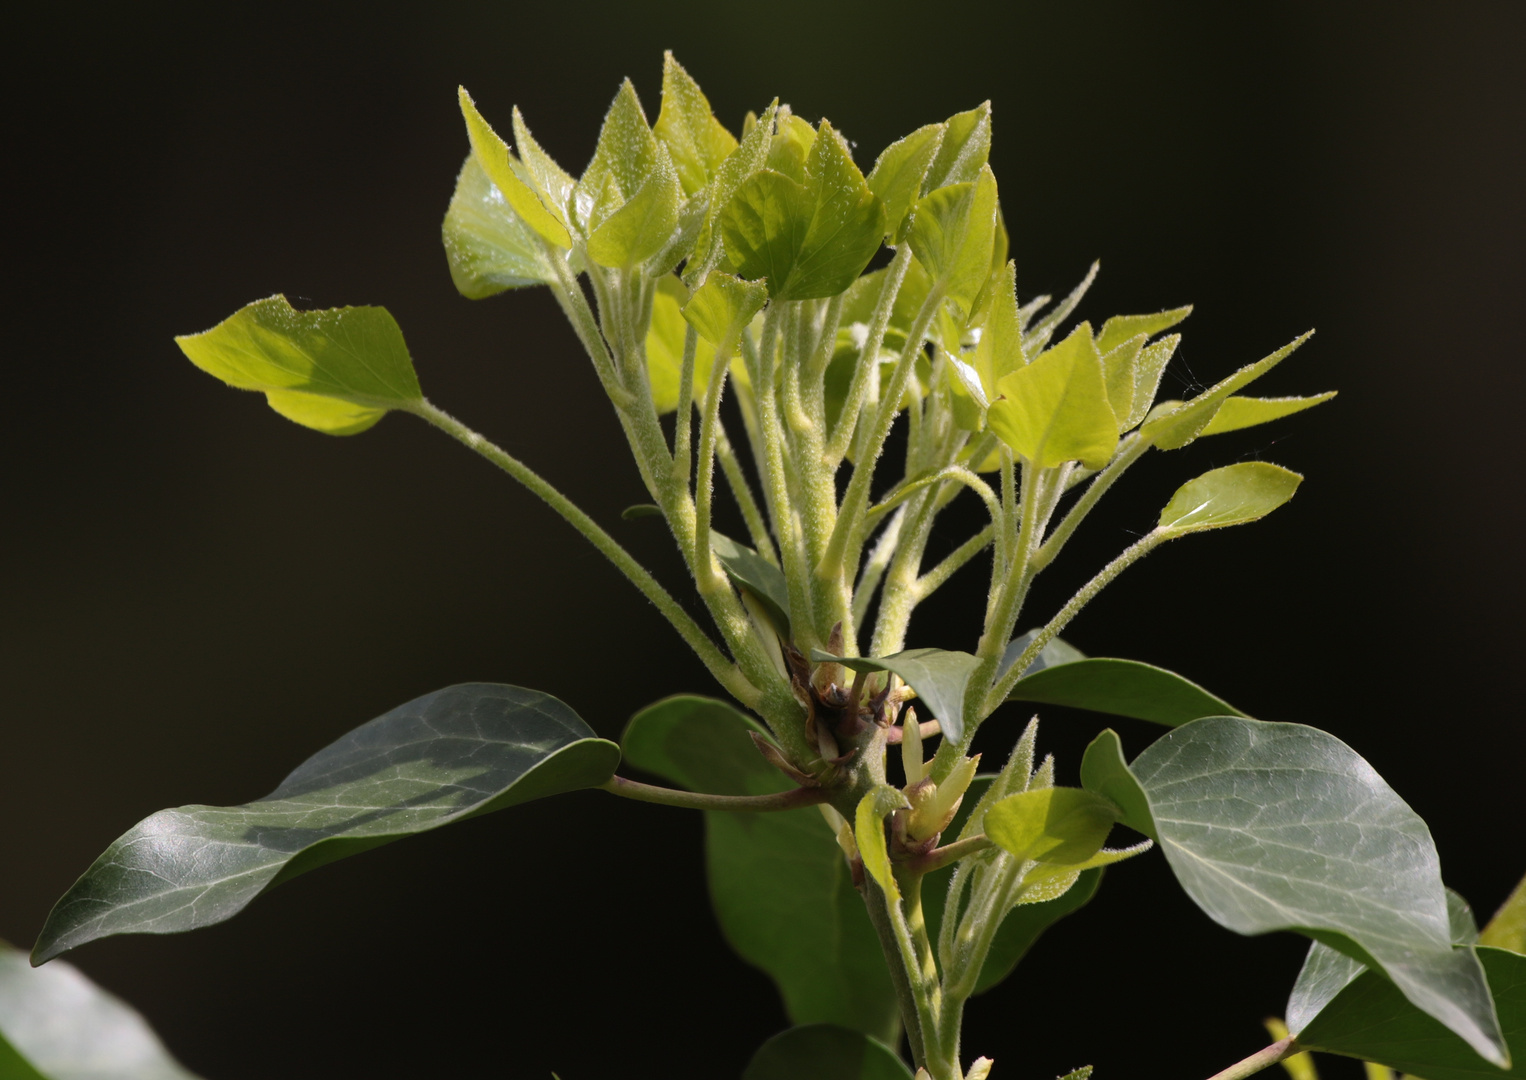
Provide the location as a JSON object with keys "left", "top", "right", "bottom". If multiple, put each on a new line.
{"left": 1156, "top": 462, "right": 1302, "bottom": 535}
{"left": 720, "top": 120, "right": 887, "bottom": 300}
{"left": 1123, "top": 332, "right": 1181, "bottom": 430}
{"left": 908, "top": 164, "right": 999, "bottom": 316}
{"left": 985, "top": 787, "right": 1119, "bottom": 865}
{"left": 576, "top": 79, "right": 663, "bottom": 231}
{"left": 988, "top": 323, "right": 1118, "bottom": 469}
{"left": 1140, "top": 331, "right": 1313, "bottom": 449}
{"left": 685, "top": 100, "right": 778, "bottom": 286}
{"left": 33, "top": 685, "right": 619, "bottom": 963}
{"left": 855, "top": 786, "right": 911, "bottom": 900}
{"left": 867, "top": 123, "right": 945, "bottom": 242}
{"left": 815, "top": 649, "right": 981, "bottom": 743}
{"left": 968, "top": 260, "right": 1026, "bottom": 400}
{"left": 458, "top": 87, "right": 571, "bottom": 248}
{"left": 442, "top": 156, "right": 558, "bottom": 298}
{"left": 176, "top": 296, "right": 424, "bottom": 436}
{"left": 1198, "top": 392, "right": 1339, "bottom": 436}
{"left": 621, "top": 697, "right": 898, "bottom": 1042}
{"left": 653, "top": 53, "right": 738, "bottom": 197}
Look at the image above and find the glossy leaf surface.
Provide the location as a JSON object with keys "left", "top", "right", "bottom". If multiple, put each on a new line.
{"left": 988, "top": 323, "right": 1118, "bottom": 469}
{"left": 1297, "top": 947, "right": 1525, "bottom": 1079}
{"left": 176, "top": 296, "right": 424, "bottom": 436}
{"left": 815, "top": 648, "right": 981, "bottom": 743}
{"left": 742, "top": 1025, "right": 912, "bottom": 1080}
{"left": 1156, "top": 462, "right": 1303, "bottom": 535}
{"left": 0, "top": 942, "right": 201, "bottom": 1080}
{"left": 34, "top": 685, "right": 618, "bottom": 963}
{"left": 1198, "top": 393, "right": 1338, "bottom": 436}
{"left": 443, "top": 156, "right": 557, "bottom": 297}
{"left": 1008, "top": 657, "right": 1245, "bottom": 726}
{"left": 1112, "top": 716, "right": 1508, "bottom": 1066}
{"left": 620, "top": 697, "right": 899, "bottom": 1042}
{"left": 711, "top": 530, "right": 790, "bottom": 634}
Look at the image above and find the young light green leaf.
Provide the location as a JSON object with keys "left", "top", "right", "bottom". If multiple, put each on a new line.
{"left": 1094, "top": 305, "right": 1192, "bottom": 355}
{"left": 1481, "top": 872, "right": 1526, "bottom": 954}
{"left": 587, "top": 141, "right": 682, "bottom": 268}
{"left": 1023, "top": 261, "right": 1099, "bottom": 356}
{"left": 645, "top": 276, "right": 720, "bottom": 413}
{"left": 457, "top": 87, "right": 571, "bottom": 248}
{"left": 175, "top": 296, "right": 424, "bottom": 436}
{"left": 577, "top": 79, "right": 661, "bottom": 227}
{"left": 968, "top": 260, "right": 1025, "bottom": 400}
{"left": 988, "top": 323, "right": 1119, "bottom": 469}
{"left": 743, "top": 1025, "right": 914, "bottom": 1080}
{"left": 1077, "top": 730, "right": 1156, "bottom": 838}
{"left": 814, "top": 648, "right": 982, "bottom": 743}
{"left": 923, "top": 102, "right": 992, "bottom": 192}
{"left": 1156, "top": 462, "right": 1303, "bottom": 536}
{"left": 653, "top": 52, "right": 738, "bottom": 198}
{"left": 866, "top": 123, "right": 945, "bottom": 241}
{"left": 683, "top": 271, "right": 769, "bottom": 350}
{"left": 442, "top": 156, "right": 558, "bottom": 298}
{"left": 767, "top": 112, "right": 817, "bottom": 183}
{"left": 0, "top": 942, "right": 202, "bottom": 1080}
{"left": 1140, "top": 331, "right": 1313, "bottom": 449}
{"left": 1198, "top": 393, "right": 1339, "bottom": 436}
{"left": 1123, "top": 716, "right": 1508, "bottom": 1067}
{"left": 33, "top": 684, "right": 619, "bottom": 964}
{"left": 711, "top": 530, "right": 790, "bottom": 635}
{"left": 855, "top": 785, "right": 911, "bottom": 900}
{"left": 985, "top": 787, "right": 1119, "bottom": 865}
{"left": 908, "top": 164, "right": 999, "bottom": 316}
{"left": 1123, "top": 332, "right": 1181, "bottom": 430}
{"left": 1100, "top": 333, "right": 1147, "bottom": 423}
{"left": 721, "top": 121, "right": 887, "bottom": 301}
{"left": 510, "top": 107, "right": 576, "bottom": 232}
{"left": 621, "top": 697, "right": 899, "bottom": 1043}
{"left": 1296, "top": 947, "right": 1526, "bottom": 1080}
{"left": 1009, "top": 657, "right": 1245, "bottom": 726}
{"left": 685, "top": 100, "right": 778, "bottom": 287}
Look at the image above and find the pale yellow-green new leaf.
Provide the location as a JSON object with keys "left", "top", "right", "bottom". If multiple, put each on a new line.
{"left": 457, "top": 87, "right": 570, "bottom": 248}
{"left": 684, "top": 100, "right": 778, "bottom": 287}
{"left": 645, "top": 276, "right": 718, "bottom": 414}
{"left": 855, "top": 785, "right": 910, "bottom": 900}
{"left": 866, "top": 122, "right": 944, "bottom": 242}
{"left": 923, "top": 101, "right": 992, "bottom": 192}
{"left": 587, "top": 141, "right": 682, "bottom": 268}
{"left": 908, "top": 164, "right": 999, "bottom": 317}
{"left": 176, "top": 296, "right": 423, "bottom": 436}
{"left": 1479, "top": 870, "right": 1526, "bottom": 954}
{"left": 442, "top": 156, "right": 557, "bottom": 298}
{"left": 1095, "top": 305, "right": 1192, "bottom": 354}
{"left": 987, "top": 323, "right": 1118, "bottom": 469}
{"left": 682, "top": 271, "right": 769, "bottom": 352}
{"left": 653, "top": 52, "right": 737, "bottom": 197}
{"left": 1124, "top": 333, "right": 1182, "bottom": 431}
{"left": 578, "top": 79, "right": 661, "bottom": 220}
{"left": 985, "top": 787, "right": 1120, "bottom": 865}
{"left": 1100, "top": 333, "right": 1147, "bottom": 424}
{"left": 1157, "top": 462, "right": 1303, "bottom": 535}
{"left": 969, "top": 259, "right": 1025, "bottom": 400}
{"left": 511, "top": 106, "right": 576, "bottom": 232}
{"left": 1198, "top": 393, "right": 1338, "bottom": 436}
{"left": 1141, "top": 332, "right": 1313, "bottom": 449}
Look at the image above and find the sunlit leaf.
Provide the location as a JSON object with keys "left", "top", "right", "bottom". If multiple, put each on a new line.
{"left": 0, "top": 942, "right": 202, "bottom": 1079}
{"left": 1156, "top": 462, "right": 1303, "bottom": 535}
{"left": 866, "top": 123, "right": 944, "bottom": 241}
{"left": 442, "top": 156, "right": 557, "bottom": 298}
{"left": 576, "top": 79, "right": 661, "bottom": 230}
{"left": 587, "top": 142, "right": 682, "bottom": 268}
{"left": 1481, "top": 872, "right": 1526, "bottom": 955}
{"left": 683, "top": 271, "right": 769, "bottom": 350}
{"left": 923, "top": 102, "right": 992, "bottom": 192}
{"left": 685, "top": 100, "right": 778, "bottom": 286}
{"left": 743, "top": 1025, "right": 913, "bottom": 1080}
{"left": 620, "top": 697, "right": 900, "bottom": 1042}
{"left": 1198, "top": 393, "right": 1339, "bottom": 437}
{"left": 457, "top": 87, "right": 570, "bottom": 247}
{"left": 1123, "top": 332, "right": 1181, "bottom": 430}
{"left": 988, "top": 323, "right": 1118, "bottom": 469}
{"left": 1140, "top": 331, "right": 1313, "bottom": 449}
{"left": 1094, "top": 305, "right": 1192, "bottom": 355}
{"left": 767, "top": 113, "right": 817, "bottom": 183}
{"left": 856, "top": 785, "right": 910, "bottom": 901}
{"left": 1100, "top": 333, "right": 1146, "bottom": 423}
{"left": 1023, "top": 261, "right": 1098, "bottom": 356}
{"left": 510, "top": 107, "right": 576, "bottom": 232}
{"left": 176, "top": 296, "right": 423, "bottom": 436}
{"left": 908, "top": 165, "right": 999, "bottom": 316}
{"left": 968, "top": 260, "right": 1025, "bottom": 400}
{"left": 654, "top": 52, "right": 738, "bottom": 197}
{"left": 986, "top": 787, "right": 1119, "bottom": 865}
{"left": 815, "top": 649, "right": 982, "bottom": 743}
{"left": 645, "top": 275, "right": 718, "bottom": 413}
{"left": 33, "top": 685, "right": 619, "bottom": 963}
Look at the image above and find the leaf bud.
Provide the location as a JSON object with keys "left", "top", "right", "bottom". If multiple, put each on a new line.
{"left": 900, "top": 706, "right": 926, "bottom": 784}
{"left": 965, "top": 1059, "right": 994, "bottom": 1080}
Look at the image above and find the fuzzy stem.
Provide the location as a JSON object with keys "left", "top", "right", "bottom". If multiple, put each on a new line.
{"left": 827, "top": 245, "right": 913, "bottom": 465}
{"left": 600, "top": 775, "right": 829, "bottom": 812}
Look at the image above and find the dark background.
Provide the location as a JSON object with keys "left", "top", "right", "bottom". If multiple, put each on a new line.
{"left": 4, "top": 2, "right": 1523, "bottom": 1077}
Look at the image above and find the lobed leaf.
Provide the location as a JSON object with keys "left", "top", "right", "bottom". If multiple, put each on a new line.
{"left": 33, "top": 685, "right": 619, "bottom": 963}
{"left": 1156, "top": 462, "right": 1303, "bottom": 535}
{"left": 988, "top": 323, "right": 1118, "bottom": 469}
{"left": 815, "top": 648, "right": 981, "bottom": 743}
{"left": 620, "top": 697, "right": 899, "bottom": 1042}
{"left": 1198, "top": 392, "right": 1339, "bottom": 436}
{"left": 442, "top": 155, "right": 558, "bottom": 298}
{"left": 0, "top": 942, "right": 202, "bottom": 1079}
{"left": 743, "top": 1025, "right": 913, "bottom": 1080}
{"left": 175, "top": 296, "right": 424, "bottom": 436}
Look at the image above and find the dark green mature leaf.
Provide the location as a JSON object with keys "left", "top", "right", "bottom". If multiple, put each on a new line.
{"left": 1, "top": 942, "right": 202, "bottom": 1079}
{"left": 443, "top": 156, "right": 558, "bottom": 298}
{"left": 721, "top": 121, "right": 887, "bottom": 301}
{"left": 34, "top": 685, "right": 618, "bottom": 964}
{"left": 1000, "top": 629, "right": 1088, "bottom": 678}
{"left": 1156, "top": 462, "right": 1302, "bottom": 535}
{"left": 813, "top": 649, "right": 981, "bottom": 743}
{"left": 1103, "top": 716, "right": 1508, "bottom": 1066}
{"left": 176, "top": 296, "right": 425, "bottom": 436}
{"left": 711, "top": 530, "right": 790, "bottom": 634}
{"left": 1008, "top": 658, "right": 1246, "bottom": 726}
{"left": 743, "top": 1025, "right": 913, "bottom": 1080}
{"left": 620, "top": 697, "right": 899, "bottom": 1043}
{"left": 1297, "top": 947, "right": 1525, "bottom": 1079}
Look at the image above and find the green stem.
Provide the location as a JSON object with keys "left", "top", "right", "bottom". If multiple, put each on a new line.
{"left": 672, "top": 321, "right": 700, "bottom": 488}
{"left": 715, "top": 425, "right": 777, "bottom": 565}
{"left": 693, "top": 340, "right": 735, "bottom": 591}
{"left": 1031, "top": 433, "right": 1149, "bottom": 572}
{"left": 917, "top": 526, "right": 994, "bottom": 601}
{"left": 827, "top": 245, "right": 912, "bottom": 466}
{"left": 409, "top": 400, "right": 756, "bottom": 708}
{"left": 600, "top": 775, "right": 828, "bottom": 812}
{"left": 851, "top": 506, "right": 906, "bottom": 646}
{"left": 862, "top": 880, "right": 928, "bottom": 1070}
{"left": 1204, "top": 1038, "right": 1299, "bottom": 1080}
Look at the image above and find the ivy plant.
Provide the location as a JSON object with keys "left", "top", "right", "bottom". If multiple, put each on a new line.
{"left": 13, "top": 54, "right": 1526, "bottom": 1080}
